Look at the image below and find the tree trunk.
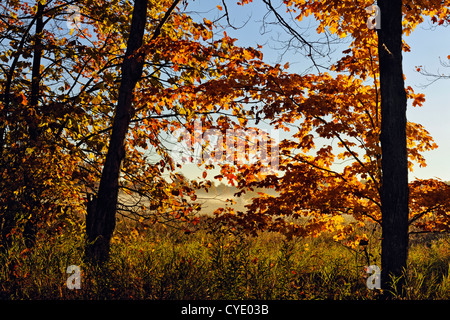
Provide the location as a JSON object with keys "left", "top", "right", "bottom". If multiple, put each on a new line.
{"left": 377, "top": 0, "right": 409, "bottom": 292}
{"left": 85, "top": 0, "right": 149, "bottom": 263}
{"left": 29, "top": 2, "right": 44, "bottom": 142}
{"left": 23, "top": 1, "right": 45, "bottom": 248}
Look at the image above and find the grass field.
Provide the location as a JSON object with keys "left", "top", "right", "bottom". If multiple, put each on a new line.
{"left": 0, "top": 217, "right": 449, "bottom": 300}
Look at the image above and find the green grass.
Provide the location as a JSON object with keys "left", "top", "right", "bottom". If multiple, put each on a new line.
{"left": 0, "top": 219, "right": 449, "bottom": 300}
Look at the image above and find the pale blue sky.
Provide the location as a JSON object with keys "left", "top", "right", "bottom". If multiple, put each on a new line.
{"left": 403, "top": 24, "right": 450, "bottom": 181}
{"left": 182, "top": 1, "right": 450, "bottom": 182}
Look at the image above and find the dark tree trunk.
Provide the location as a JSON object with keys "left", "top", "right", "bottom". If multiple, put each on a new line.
{"left": 377, "top": 0, "right": 409, "bottom": 292}
{"left": 85, "top": 0, "right": 149, "bottom": 263}
{"left": 29, "top": 2, "right": 44, "bottom": 142}
{"left": 23, "top": 1, "right": 45, "bottom": 248}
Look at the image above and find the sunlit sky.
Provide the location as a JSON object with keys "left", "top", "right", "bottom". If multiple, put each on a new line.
{"left": 179, "top": 1, "right": 450, "bottom": 182}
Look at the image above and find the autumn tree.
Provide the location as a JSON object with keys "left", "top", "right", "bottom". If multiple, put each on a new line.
{"left": 84, "top": 0, "right": 152, "bottom": 262}
{"left": 83, "top": 0, "right": 281, "bottom": 262}
{"left": 0, "top": 0, "right": 91, "bottom": 249}
{"left": 0, "top": 0, "right": 265, "bottom": 259}
{"left": 0, "top": 0, "right": 194, "bottom": 251}
{"left": 377, "top": 0, "right": 409, "bottom": 290}
{"left": 208, "top": 0, "right": 450, "bottom": 294}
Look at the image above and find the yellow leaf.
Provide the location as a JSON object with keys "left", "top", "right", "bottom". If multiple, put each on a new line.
{"left": 92, "top": 95, "right": 101, "bottom": 105}
{"left": 242, "top": 49, "right": 254, "bottom": 60}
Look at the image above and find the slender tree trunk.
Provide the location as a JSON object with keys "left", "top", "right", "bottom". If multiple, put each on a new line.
{"left": 377, "top": 0, "right": 409, "bottom": 292}
{"left": 0, "top": 6, "right": 40, "bottom": 250}
{"left": 23, "top": 1, "right": 45, "bottom": 248}
{"left": 85, "top": 0, "right": 149, "bottom": 263}
{"left": 29, "top": 2, "right": 43, "bottom": 142}
{"left": 85, "top": 0, "right": 181, "bottom": 263}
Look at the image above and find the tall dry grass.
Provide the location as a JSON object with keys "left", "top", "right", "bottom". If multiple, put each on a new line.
{"left": 1, "top": 217, "right": 448, "bottom": 300}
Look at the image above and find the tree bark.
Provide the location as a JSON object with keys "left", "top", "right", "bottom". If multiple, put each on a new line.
{"left": 377, "top": 0, "right": 409, "bottom": 292}
{"left": 23, "top": 1, "right": 45, "bottom": 248}
{"left": 29, "top": 2, "right": 44, "bottom": 142}
{"left": 85, "top": 0, "right": 149, "bottom": 263}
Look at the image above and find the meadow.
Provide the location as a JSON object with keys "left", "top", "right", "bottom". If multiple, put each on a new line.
{"left": 1, "top": 216, "right": 448, "bottom": 300}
